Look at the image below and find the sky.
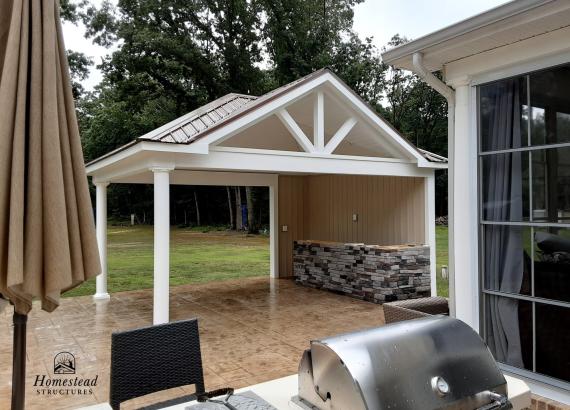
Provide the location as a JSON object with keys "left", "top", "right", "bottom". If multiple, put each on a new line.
{"left": 63, "top": 0, "right": 511, "bottom": 91}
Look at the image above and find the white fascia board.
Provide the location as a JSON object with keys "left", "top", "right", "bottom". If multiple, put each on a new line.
{"left": 419, "top": 161, "right": 448, "bottom": 169}
{"left": 381, "top": 0, "right": 557, "bottom": 70}
{"left": 446, "top": 25, "right": 570, "bottom": 85}
{"left": 86, "top": 140, "right": 208, "bottom": 180}
{"left": 140, "top": 140, "right": 209, "bottom": 154}
{"left": 86, "top": 142, "right": 144, "bottom": 176}
{"left": 199, "top": 75, "right": 329, "bottom": 147}
{"left": 184, "top": 147, "right": 431, "bottom": 177}
{"left": 325, "top": 75, "right": 428, "bottom": 164}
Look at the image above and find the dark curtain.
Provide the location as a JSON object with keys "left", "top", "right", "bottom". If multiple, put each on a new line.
{"left": 483, "top": 79, "right": 525, "bottom": 368}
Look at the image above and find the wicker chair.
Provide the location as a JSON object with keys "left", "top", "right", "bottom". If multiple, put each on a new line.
{"left": 383, "top": 297, "right": 449, "bottom": 324}
{"left": 110, "top": 318, "right": 205, "bottom": 410}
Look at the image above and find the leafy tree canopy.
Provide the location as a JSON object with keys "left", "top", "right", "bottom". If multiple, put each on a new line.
{"left": 65, "top": 0, "right": 449, "bottom": 221}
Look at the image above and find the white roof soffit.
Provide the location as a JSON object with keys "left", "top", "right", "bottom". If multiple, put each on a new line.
{"left": 86, "top": 69, "right": 447, "bottom": 177}
{"left": 381, "top": 0, "right": 570, "bottom": 72}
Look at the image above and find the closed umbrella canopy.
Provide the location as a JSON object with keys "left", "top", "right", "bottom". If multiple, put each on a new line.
{"left": 0, "top": 0, "right": 101, "bottom": 314}
{"left": 1, "top": 0, "right": 102, "bottom": 408}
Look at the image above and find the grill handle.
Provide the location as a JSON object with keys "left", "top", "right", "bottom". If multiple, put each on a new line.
{"left": 476, "top": 391, "right": 513, "bottom": 410}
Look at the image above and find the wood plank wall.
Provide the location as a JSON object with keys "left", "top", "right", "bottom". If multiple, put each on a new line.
{"left": 278, "top": 174, "right": 426, "bottom": 277}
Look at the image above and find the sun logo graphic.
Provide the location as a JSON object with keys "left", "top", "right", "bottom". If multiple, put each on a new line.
{"left": 53, "top": 352, "right": 76, "bottom": 375}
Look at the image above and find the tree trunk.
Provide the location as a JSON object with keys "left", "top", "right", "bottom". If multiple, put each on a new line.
{"left": 194, "top": 189, "right": 201, "bottom": 226}
{"left": 226, "top": 186, "right": 234, "bottom": 229}
{"left": 245, "top": 186, "right": 255, "bottom": 233}
{"left": 235, "top": 186, "right": 242, "bottom": 230}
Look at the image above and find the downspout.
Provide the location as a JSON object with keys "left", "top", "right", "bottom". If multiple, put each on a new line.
{"left": 412, "top": 52, "right": 456, "bottom": 316}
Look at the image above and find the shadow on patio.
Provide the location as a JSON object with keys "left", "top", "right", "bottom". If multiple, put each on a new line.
{"left": 0, "top": 277, "right": 385, "bottom": 409}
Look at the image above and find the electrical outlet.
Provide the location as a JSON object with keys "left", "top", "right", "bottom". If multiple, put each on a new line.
{"left": 282, "top": 225, "right": 288, "bottom": 232}
{"left": 352, "top": 213, "right": 358, "bottom": 222}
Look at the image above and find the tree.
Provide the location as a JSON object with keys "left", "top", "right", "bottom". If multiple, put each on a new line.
{"left": 245, "top": 187, "right": 255, "bottom": 233}
{"left": 261, "top": 0, "right": 364, "bottom": 85}
{"left": 380, "top": 35, "right": 449, "bottom": 215}
{"left": 60, "top": 0, "right": 93, "bottom": 99}
{"left": 226, "top": 186, "right": 234, "bottom": 229}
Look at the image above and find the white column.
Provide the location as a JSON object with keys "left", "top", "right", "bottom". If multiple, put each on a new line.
{"left": 451, "top": 80, "right": 479, "bottom": 332}
{"left": 152, "top": 168, "right": 172, "bottom": 324}
{"left": 424, "top": 173, "right": 437, "bottom": 296}
{"left": 94, "top": 182, "right": 110, "bottom": 300}
{"left": 269, "top": 177, "right": 279, "bottom": 278}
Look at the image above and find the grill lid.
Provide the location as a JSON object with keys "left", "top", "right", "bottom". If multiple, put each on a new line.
{"left": 296, "top": 316, "right": 509, "bottom": 410}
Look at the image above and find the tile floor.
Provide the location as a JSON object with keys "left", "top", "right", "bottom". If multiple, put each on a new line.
{"left": 0, "top": 277, "right": 566, "bottom": 409}
{"left": 0, "top": 277, "right": 385, "bottom": 409}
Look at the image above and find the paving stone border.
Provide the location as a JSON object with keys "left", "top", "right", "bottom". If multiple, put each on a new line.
{"left": 293, "top": 240, "right": 431, "bottom": 303}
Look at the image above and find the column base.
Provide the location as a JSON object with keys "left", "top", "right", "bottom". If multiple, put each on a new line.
{"left": 93, "top": 292, "right": 110, "bottom": 301}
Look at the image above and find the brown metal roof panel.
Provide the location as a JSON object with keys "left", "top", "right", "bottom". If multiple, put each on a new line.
{"left": 161, "top": 134, "right": 177, "bottom": 143}
{"left": 192, "top": 118, "right": 207, "bottom": 131}
{"left": 208, "top": 110, "right": 222, "bottom": 122}
{"left": 171, "top": 129, "right": 189, "bottom": 143}
{"left": 200, "top": 114, "right": 215, "bottom": 127}
{"left": 181, "top": 123, "right": 198, "bottom": 137}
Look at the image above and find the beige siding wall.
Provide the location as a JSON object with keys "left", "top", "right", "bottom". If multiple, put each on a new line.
{"left": 278, "top": 175, "right": 306, "bottom": 278}
{"left": 278, "top": 174, "right": 426, "bottom": 277}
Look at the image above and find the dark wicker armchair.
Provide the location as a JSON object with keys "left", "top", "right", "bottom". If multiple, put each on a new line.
{"left": 110, "top": 318, "right": 205, "bottom": 410}
{"left": 383, "top": 297, "right": 449, "bottom": 324}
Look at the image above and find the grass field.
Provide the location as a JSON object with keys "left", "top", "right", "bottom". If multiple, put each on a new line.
{"left": 66, "top": 225, "right": 450, "bottom": 298}
{"left": 435, "top": 225, "right": 449, "bottom": 297}
{"left": 65, "top": 226, "right": 270, "bottom": 297}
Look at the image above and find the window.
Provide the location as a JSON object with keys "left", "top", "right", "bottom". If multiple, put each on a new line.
{"left": 478, "top": 64, "right": 570, "bottom": 388}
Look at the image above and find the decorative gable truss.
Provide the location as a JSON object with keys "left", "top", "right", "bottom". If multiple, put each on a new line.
{"left": 200, "top": 71, "right": 430, "bottom": 166}
{"left": 274, "top": 91, "right": 358, "bottom": 155}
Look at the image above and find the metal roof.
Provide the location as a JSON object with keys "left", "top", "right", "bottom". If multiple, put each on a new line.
{"left": 381, "top": 0, "right": 569, "bottom": 72}
{"left": 90, "top": 68, "right": 446, "bottom": 165}
{"left": 139, "top": 93, "right": 258, "bottom": 144}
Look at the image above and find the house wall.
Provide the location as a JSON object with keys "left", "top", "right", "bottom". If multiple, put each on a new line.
{"left": 443, "top": 28, "right": 570, "bottom": 404}
{"left": 278, "top": 174, "right": 426, "bottom": 277}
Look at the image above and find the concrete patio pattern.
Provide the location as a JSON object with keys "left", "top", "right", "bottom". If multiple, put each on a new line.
{"left": 0, "top": 277, "right": 386, "bottom": 409}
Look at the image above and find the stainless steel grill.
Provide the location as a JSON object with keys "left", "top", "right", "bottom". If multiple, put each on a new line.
{"left": 293, "top": 316, "right": 514, "bottom": 410}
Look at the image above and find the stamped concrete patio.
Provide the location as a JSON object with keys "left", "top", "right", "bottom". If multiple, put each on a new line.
{"left": 0, "top": 277, "right": 385, "bottom": 410}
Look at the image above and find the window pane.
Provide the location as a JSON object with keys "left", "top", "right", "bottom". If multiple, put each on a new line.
{"left": 480, "top": 77, "right": 528, "bottom": 152}
{"left": 481, "top": 152, "right": 529, "bottom": 221}
{"left": 483, "top": 225, "right": 531, "bottom": 295}
{"left": 533, "top": 228, "right": 570, "bottom": 303}
{"left": 529, "top": 65, "right": 570, "bottom": 146}
{"left": 484, "top": 295, "right": 533, "bottom": 371}
{"left": 531, "top": 147, "right": 570, "bottom": 223}
{"left": 535, "top": 303, "right": 570, "bottom": 382}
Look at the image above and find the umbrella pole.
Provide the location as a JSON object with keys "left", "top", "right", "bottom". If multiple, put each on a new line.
{"left": 11, "top": 310, "right": 27, "bottom": 410}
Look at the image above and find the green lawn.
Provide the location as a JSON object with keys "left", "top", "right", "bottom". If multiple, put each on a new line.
{"left": 66, "top": 224, "right": 450, "bottom": 298}
{"left": 65, "top": 226, "right": 270, "bottom": 297}
{"left": 435, "top": 225, "right": 449, "bottom": 297}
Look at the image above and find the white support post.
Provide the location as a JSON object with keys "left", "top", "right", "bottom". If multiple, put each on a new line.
{"left": 425, "top": 173, "right": 437, "bottom": 296}
{"left": 94, "top": 182, "right": 110, "bottom": 301}
{"left": 314, "top": 91, "right": 325, "bottom": 151}
{"left": 269, "top": 177, "right": 279, "bottom": 278}
{"left": 451, "top": 81, "right": 479, "bottom": 332}
{"left": 152, "top": 168, "right": 172, "bottom": 324}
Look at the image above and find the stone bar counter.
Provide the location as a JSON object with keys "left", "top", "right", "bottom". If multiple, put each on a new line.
{"left": 293, "top": 240, "right": 431, "bottom": 303}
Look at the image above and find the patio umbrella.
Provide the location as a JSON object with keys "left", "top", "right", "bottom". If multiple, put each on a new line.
{"left": 0, "top": 0, "right": 101, "bottom": 408}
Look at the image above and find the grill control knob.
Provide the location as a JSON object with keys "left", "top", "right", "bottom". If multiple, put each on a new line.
{"left": 431, "top": 376, "right": 450, "bottom": 397}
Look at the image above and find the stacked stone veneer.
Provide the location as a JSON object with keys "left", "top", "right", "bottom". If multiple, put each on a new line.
{"left": 293, "top": 240, "right": 431, "bottom": 303}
